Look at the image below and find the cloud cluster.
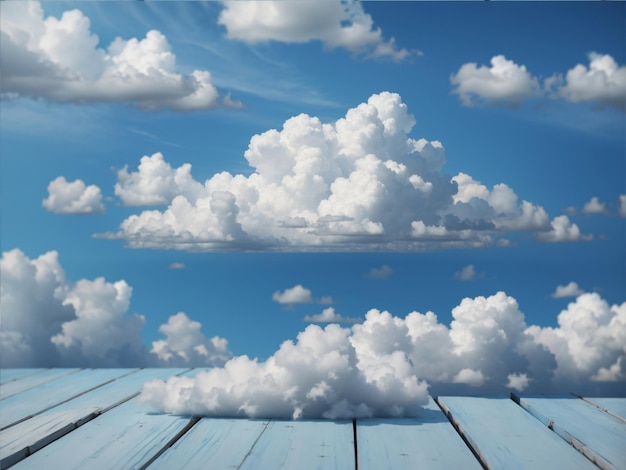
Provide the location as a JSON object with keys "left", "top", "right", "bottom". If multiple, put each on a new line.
{"left": 102, "top": 92, "right": 583, "bottom": 251}
{"left": 42, "top": 177, "right": 105, "bottom": 214}
{"left": 0, "top": 1, "right": 239, "bottom": 111}
{"left": 0, "top": 249, "right": 231, "bottom": 367}
{"left": 218, "top": 0, "right": 411, "bottom": 62}
{"left": 452, "top": 53, "right": 626, "bottom": 111}
{"left": 141, "top": 290, "right": 626, "bottom": 418}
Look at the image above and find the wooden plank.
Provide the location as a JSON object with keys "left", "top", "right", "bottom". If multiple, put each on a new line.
{"left": 0, "top": 369, "right": 47, "bottom": 385}
{"left": 437, "top": 396, "right": 596, "bottom": 470}
{"left": 579, "top": 397, "right": 626, "bottom": 423}
{"left": 357, "top": 398, "right": 482, "bottom": 470}
{"left": 148, "top": 418, "right": 270, "bottom": 469}
{"left": 0, "top": 369, "right": 81, "bottom": 400}
{"left": 0, "top": 368, "right": 187, "bottom": 469}
{"left": 240, "top": 420, "right": 354, "bottom": 470}
{"left": 513, "top": 394, "right": 626, "bottom": 470}
{"left": 9, "top": 394, "right": 195, "bottom": 470}
{"left": 0, "top": 368, "right": 137, "bottom": 430}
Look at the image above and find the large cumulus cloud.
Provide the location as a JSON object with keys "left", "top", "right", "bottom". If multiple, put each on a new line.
{"left": 0, "top": 1, "right": 240, "bottom": 111}
{"left": 0, "top": 249, "right": 231, "bottom": 367}
{"left": 141, "top": 291, "right": 626, "bottom": 419}
{"left": 218, "top": 0, "right": 411, "bottom": 62}
{"left": 101, "top": 92, "right": 584, "bottom": 251}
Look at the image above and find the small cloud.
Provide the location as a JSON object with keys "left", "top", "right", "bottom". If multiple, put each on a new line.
{"left": 272, "top": 285, "right": 313, "bottom": 304}
{"left": 317, "top": 296, "right": 335, "bottom": 305}
{"left": 582, "top": 197, "right": 607, "bottom": 215}
{"left": 619, "top": 195, "right": 626, "bottom": 217}
{"left": 42, "top": 177, "right": 105, "bottom": 215}
{"left": 304, "top": 307, "right": 359, "bottom": 324}
{"left": 365, "top": 264, "right": 393, "bottom": 280}
{"left": 452, "top": 368, "right": 486, "bottom": 387}
{"left": 551, "top": 281, "right": 585, "bottom": 299}
{"left": 506, "top": 373, "right": 531, "bottom": 392}
{"left": 168, "top": 262, "right": 185, "bottom": 270}
{"left": 536, "top": 215, "right": 592, "bottom": 242}
{"left": 454, "top": 264, "right": 481, "bottom": 281}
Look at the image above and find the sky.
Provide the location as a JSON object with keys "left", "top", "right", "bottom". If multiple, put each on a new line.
{"left": 1, "top": 0, "right": 625, "bottom": 417}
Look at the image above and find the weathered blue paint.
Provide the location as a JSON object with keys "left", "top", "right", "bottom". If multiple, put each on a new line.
{"left": 513, "top": 394, "right": 626, "bottom": 470}
{"left": 357, "top": 398, "right": 482, "bottom": 470}
{"left": 582, "top": 397, "right": 626, "bottom": 423}
{"left": 9, "top": 396, "right": 193, "bottom": 470}
{"left": 0, "top": 368, "right": 187, "bottom": 468}
{"left": 437, "top": 396, "right": 596, "bottom": 470}
{"left": 0, "top": 368, "right": 136, "bottom": 430}
{"left": 240, "top": 420, "right": 354, "bottom": 470}
{"left": 0, "top": 369, "right": 81, "bottom": 400}
{"left": 148, "top": 418, "right": 270, "bottom": 469}
{"left": 0, "top": 370, "right": 46, "bottom": 385}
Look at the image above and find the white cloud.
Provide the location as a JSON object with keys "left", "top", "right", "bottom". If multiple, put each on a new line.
{"left": 143, "top": 289, "right": 626, "bottom": 418}
{"left": 0, "top": 1, "right": 240, "bottom": 111}
{"left": 101, "top": 92, "right": 578, "bottom": 252}
{"left": 450, "top": 55, "right": 540, "bottom": 107}
{"left": 556, "top": 53, "right": 626, "bottom": 111}
{"left": 506, "top": 372, "right": 531, "bottom": 392}
{"left": 551, "top": 281, "right": 585, "bottom": 299}
{"left": 527, "top": 293, "right": 626, "bottom": 384}
{"left": 151, "top": 312, "right": 231, "bottom": 366}
{"left": 536, "top": 215, "right": 591, "bottom": 242}
{"left": 272, "top": 285, "right": 334, "bottom": 306}
{"left": 168, "top": 262, "right": 185, "bottom": 270}
{"left": 452, "top": 368, "right": 486, "bottom": 387}
{"left": 218, "top": 0, "right": 411, "bottom": 62}
{"left": 304, "top": 307, "right": 360, "bottom": 324}
{"left": 273, "top": 285, "right": 313, "bottom": 304}
{"left": 619, "top": 195, "right": 626, "bottom": 217}
{"left": 0, "top": 248, "right": 230, "bottom": 368}
{"left": 42, "top": 177, "right": 105, "bottom": 214}
{"left": 365, "top": 264, "right": 393, "bottom": 279}
{"left": 582, "top": 196, "right": 607, "bottom": 215}
{"left": 454, "top": 264, "right": 480, "bottom": 281}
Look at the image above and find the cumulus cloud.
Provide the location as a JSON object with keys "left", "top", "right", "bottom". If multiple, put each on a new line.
{"left": 582, "top": 196, "right": 607, "bottom": 215}
{"left": 0, "top": 1, "right": 239, "bottom": 111}
{"left": 552, "top": 282, "right": 585, "bottom": 299}
{"left": 273, "top": 285, "right": 333, "bottom": 306}
{"left": 450, "top": 55, "right": 540, "bottom": 107}
{"left": 535, "top": 215, "right": 591, "bottom": 243}
{"left": 365, "top": 264, "right": 393, "bottom": 279}
{"left": 555, "top": 53, "right": 626, "bottom": 111}
{"left": 304, "top": 307, "right": 360, "bottom": 324}
{"left": 151, "top": 312, "right": 231, "bottom": 366}
{"left": 42, "top": 177, "right": 105, "bottom": 214}
{"left": 218, "top": 0, "right": 411, "bottom": 62}
{"left": 141, "top": 290, "right": 626, "bottom": 418}
{"left": 100, "top": 92, "right": 582, "bottom": 252}
{"left": 454, "top": 264, "right": 481, "bottom": 281}
{"left": 0, "top": 248, "right": 230, "bottom": 367}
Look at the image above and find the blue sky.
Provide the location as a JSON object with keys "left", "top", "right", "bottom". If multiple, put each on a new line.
{"left": 1, "top": 1, "right": 625, "bottom": 404}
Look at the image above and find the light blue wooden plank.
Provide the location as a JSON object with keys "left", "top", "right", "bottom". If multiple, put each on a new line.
{"left": 0, "top": 369, "right": 81, "bottom": 400}
{"left": 0, "top": 369, "right": 47, "bottom": 385}
{"left": 357, "top": 398, "right": 482, "bottom": 469}
{"left": 149, "top": 418, "right": 270, "bottom": 469}
{"left": 513, "top": 394, "right": 626, "bottom": 470}
{"left": 0, "top": 368, "right": 137, "bottom": 430}
{"left": 581, "top": 397, "right": 626, "bottom": 423}
{"left": 0, "top": 368, "right": 187, "bottom": 468}
{"left": 240, "top": 420, "right": 354, "bottom": 470}
{"left": 10, "top": 394, "right": 193, "bottom": 470}
{"left": 437, "top": 396, "right": 596, "bottom": 470}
